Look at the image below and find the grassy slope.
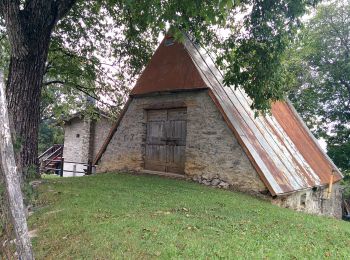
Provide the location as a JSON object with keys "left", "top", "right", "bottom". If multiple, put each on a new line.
{"left": 30, "top": 173, "right": 350, "bottom": 259}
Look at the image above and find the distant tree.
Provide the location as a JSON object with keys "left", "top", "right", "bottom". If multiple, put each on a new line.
{"left": 287, "top": 0, "right": 350, "bottom": 175}
{"left": 38, "top": 121, "right": 64, "bottom": 154}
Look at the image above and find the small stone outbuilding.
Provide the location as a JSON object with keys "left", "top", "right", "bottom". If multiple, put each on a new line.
{"left": 63, "top": 112, "right": 112, "bottom": 176}
{"left": 94, "top": 35, "right": 343, "bottom": 218}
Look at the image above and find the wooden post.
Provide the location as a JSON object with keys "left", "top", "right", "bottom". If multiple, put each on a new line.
{"left": 87, "top": 159, "right": 92, "bottom": 175}
{"left": 0, "top": 71, "right": 34, "bottom": 259}
{"left": 60, "top": 157, "right": 64, "bottom": 177}
{"left": 327, "top": 170, "right": 335, "bottom": 199}
{"left": 73, "top": 164, "right": 76, "bottom": 177}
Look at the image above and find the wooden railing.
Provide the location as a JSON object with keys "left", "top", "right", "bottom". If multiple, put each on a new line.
{"left": 39, "top": 144, "right": 63, "bottom": 173}
{"left": 44, "top": 158, "right": 94, "bottom": 176}
{"left": 42, "top": 147, "right": 63, "bottom": 168}
{"left": 39, "top": 144, "right": 95, "bottom": 176}
{"left": 38, "top": 144, "right": 63, "bottom": 160}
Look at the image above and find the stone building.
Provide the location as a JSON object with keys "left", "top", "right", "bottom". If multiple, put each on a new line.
{"left": 93, "top": 35, "right": 343, "bottom": 218}
{"left": 63, "top": 112, "right": 112, "bottom": 177}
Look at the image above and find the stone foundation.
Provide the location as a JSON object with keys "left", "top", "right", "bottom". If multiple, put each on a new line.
{"left": 192, "top": 175, "right": 342, "bottom": 219}
{"left": 193, "top": 175, "right": 230, "bottom": 189}
{"left": 272, "top": 182, "right": 342, "bottom": 219}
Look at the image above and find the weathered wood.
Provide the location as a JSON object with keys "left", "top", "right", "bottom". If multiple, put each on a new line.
{"left": 145, "top": 108, "right": 187, "bottom": 174}
{"left": 86, "top": 159, "right": 92, "bottom": 175}
{"left": 145, "top": 109, "right": 167, "bottom": 172}
{"left": 144, "top": 101, "right": 187, "bottom": 110}
{"left": 166, "top": 109, "right": 187, "bottom": 173}
{"left": 60, "top": 157, "right": 64, "bottom": 177}
{"left": 0, "top": 71, "right": 34, "bottom": 259}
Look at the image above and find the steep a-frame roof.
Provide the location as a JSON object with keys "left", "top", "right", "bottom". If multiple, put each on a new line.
{"left": 96, "top": 35, "right": 342, "bottom": 196}
{"left": 131, "top": 36, "right": 207, "bottom": 95}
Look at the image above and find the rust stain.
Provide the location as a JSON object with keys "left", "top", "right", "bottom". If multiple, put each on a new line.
{"left": 182, "top": 36, "right": 342, "bottom": 195}
{"left": 214, "top": 86, "right": 297, "bottom": 193}
{"left": 262, "top": 116, "right": 315, "bottom": 187}
{"left": 271, "top": 101, "right": 342, "bottom": 185}
{"left": 131, "top": 37, "right": 208, "bottom": 96}
{"left": 229, "top": 86, "right": 311, "bottom": 192}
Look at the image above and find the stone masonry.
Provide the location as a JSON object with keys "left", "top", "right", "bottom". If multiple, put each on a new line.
{"left": 63, "top": 116, "right": 113, "bottom": 164}
{"left": 272, "top": 183, "right": 342, "bottom": 219}
{"left": 91, "top": 116, "right": 113, "bottom": 160}
{"left": 63, "top": 117, "right": 91, "bottom": 163}
{"left": 97, "top": 90, "right": 266, "bottom": 193}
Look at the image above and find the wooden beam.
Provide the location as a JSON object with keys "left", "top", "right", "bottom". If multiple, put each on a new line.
{"left": 144, "top": 101, "right": 187, "bottom": 110}
{"left": 0, "top": 71, "right": 34, "bottom": 259}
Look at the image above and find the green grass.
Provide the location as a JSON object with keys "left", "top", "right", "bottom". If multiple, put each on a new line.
{"left": 30, "top": 173, "right": 350, "bottom": 259}
{"left": 41, "top": 173, "right": 61, "bottom": 179}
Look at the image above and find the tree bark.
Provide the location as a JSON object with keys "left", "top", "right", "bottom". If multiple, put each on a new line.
{"left": 6, "top": 43, "right": 50, "bottom": 176}
{"left": 0, "top": 71, "right": 34, "bottom": 259}
{"left": 0, "top": 0, "right": 76, "bottom": 176}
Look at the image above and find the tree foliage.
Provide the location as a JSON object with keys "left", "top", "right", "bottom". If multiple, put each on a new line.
{"left": 0, "top": 0, "right": 321, "bottom": 172}
{"left": 287, "top": 0, "right": 350, "bottom": 174}
{"left": 61, "top": 0, "right": 320, "bottom": 112}
{"left": 0, "top": 0, "right": 321, "bottom": 117}
{"left": 38, "top": 121, "right": 64, "bottom": 154}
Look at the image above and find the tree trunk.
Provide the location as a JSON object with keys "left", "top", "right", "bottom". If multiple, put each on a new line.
{"left": 0, "top": 71, "right": 34, "bottom": 259}
{"left": 0, "top": 0, "right": 77, "bottom": 178}
{"left": 6, "top": 46, "right": 49, "bottom": 177}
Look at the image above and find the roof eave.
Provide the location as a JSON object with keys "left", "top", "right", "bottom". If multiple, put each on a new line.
{"left": 285, "top": 99, "right": 343, "bottom": 179}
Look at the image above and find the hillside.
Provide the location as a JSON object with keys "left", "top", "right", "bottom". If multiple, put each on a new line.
{"left": 29, "top": 173, "right": 350, "bottom": 259}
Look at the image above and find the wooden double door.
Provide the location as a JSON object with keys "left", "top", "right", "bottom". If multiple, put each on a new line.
{"left": 145, "top": 108, "right": 187, "bottom": 174}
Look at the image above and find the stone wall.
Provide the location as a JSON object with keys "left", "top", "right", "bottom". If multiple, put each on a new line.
{"left": 272, "top": 182, "right": 342, "bottom": 219}
{"left": 62, "top": 117, "right": 91, "bottom": 177}
{"left": 97, "top": 90, "right": 266, "bottom": 193}
{"left": 63, "top": 116, "right": 113, "bottom": 177}
{"left": 63, "top": 116, "right": 114, "bottom": 163}
{"left": 96, "top": 97, "right": 147, "bottom": 173}
{"left": 92, "top": 116, "right": 113, "bottom": 160}
{"left": 63, "top": 117, "right": 91, "bottom": 163}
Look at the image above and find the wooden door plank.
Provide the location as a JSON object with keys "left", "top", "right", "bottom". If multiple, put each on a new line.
{"left": 145, "top": 110, "right": 167, "bottom": 172}
{"left": 147, "top": 121, "right": 166, "bottom": 145}
{"left": 165, "top": 108, "right": 187, "bottom": 174}
{"left": 145, "top": 144, "right": 167, "bottom": 172}
{"left": 145, "top": 108, "right": 187, "bottom": 174}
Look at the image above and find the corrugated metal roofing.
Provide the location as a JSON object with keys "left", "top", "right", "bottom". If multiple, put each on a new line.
{"left": 181, "top": 35, "right": 342, "bottom": 195}
{"left": 106, "top": 35, "right": 343, "bottom": 196}
{"left": 131, "top": 37, "right": 207, "bottom": 95}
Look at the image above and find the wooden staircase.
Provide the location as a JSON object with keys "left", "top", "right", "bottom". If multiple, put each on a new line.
{"left": 38, "top": 144, "right": 63, "bottom": 174}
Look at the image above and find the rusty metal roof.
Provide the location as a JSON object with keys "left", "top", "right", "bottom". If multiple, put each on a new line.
{"left": 182, "top": 35, "right": 342, "bottom": 195}
{"left": 111, "top": 35, "right": 343, "bottom": 196}
{"left": 271, "top": 101, "right": 342, "bottom": 190}
{"left": 130, "top": 37, "right": 207, "bottom": 96}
